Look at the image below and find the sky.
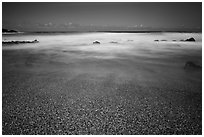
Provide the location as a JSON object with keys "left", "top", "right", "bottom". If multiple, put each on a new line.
{"left": 2, "top": 2, "right": 202, "bottom": 32}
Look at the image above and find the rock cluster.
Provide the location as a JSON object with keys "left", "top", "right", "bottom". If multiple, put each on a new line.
{"left": 154, "top": 37, "right": 196, "bottom": 42}
{"left": 2, "top": 39, "right": 39, "bottom": 44}
{"left": 2, "top": 28, "right": 18, "bottom": 33}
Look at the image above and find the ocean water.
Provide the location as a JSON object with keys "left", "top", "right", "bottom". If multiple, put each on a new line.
{"left": 2, "top": 32, "right": 202, "bottom": 86}
{"left": 2, "top": 32, "right": 202, "bottom": 54}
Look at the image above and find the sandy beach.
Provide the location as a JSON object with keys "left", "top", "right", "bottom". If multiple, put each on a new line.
{"left": 2, "top": 32, "right": 202, "bottom": 134}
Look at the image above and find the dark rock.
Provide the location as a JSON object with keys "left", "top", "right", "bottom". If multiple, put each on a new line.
{"left": 154, "top": 40, "right": 159, "bottom": 42}
{"left": 185, "top": 37, "right": 195, "bottom": 42}
{"left": 2, "top": 28, "right": 18, "bottom": 33}
{"left": 161, "top": 40, "right": 167, "bottom": 41}
{"left": 184, "top": 61, "right": 201, "bottom": 70}
{"left": 93, "top": 41, "right": 100, "bottom": 44}
{"left": 110, "top": 41, "right": 118, "bottom": 44}
{"left": 127, "top": 40, "right": 133, "bottom": 42}
{"left": 2, "top": 39, "right": 39, "bottom": 44}
{"left": 172, "top": 40, "right": 177, "bottom": 41}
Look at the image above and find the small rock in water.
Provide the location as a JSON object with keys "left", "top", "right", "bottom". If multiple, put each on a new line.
{"left": 154, "top": 40, "right": 159, "bottom": 42}
{"left": 184, "top": 61, "right": 201, "bottom": 70}
{"left": 185, "top": 37, "right": 195, "bottom": 42}
{"left": 110, "top": 41, "right": 118, "bottom": 44}
{"left": 127, "top": 40, "right": 133, "bottom": 42}
{"left": 93, "top": 41, "right": 100, "bottom": 44}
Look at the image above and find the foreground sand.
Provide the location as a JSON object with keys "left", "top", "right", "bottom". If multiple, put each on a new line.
{"left": 2, "top": 33, "right": 202, "bottom": 134}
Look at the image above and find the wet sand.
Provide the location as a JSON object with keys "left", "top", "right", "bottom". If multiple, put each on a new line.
{"left": 2, "top": 32, "right": 202, "bottom": 134}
